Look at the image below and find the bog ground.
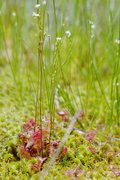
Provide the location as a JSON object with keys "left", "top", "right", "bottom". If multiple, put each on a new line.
{"left": 0, "top": 1, "right": 120, "bottom": 180}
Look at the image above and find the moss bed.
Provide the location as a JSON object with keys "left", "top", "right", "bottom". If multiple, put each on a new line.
{"left": 0, "top": 66, "right": 120, "bottom": 180}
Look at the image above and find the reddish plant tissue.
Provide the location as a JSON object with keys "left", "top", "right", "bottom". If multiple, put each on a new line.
{"left": 65, "top": 166, "right": 85, "bottom": 179}
{"left": 62, "top": 146, "right": 68, "bottom": 156}
{"left": 110, "top": 165, "right": 120, "bottom": 177}
{"left": 58, "top": 110, "right": 69, "bottom": 122}
{"left": 31, "top": 157, "right": 47, "bottom": 171}
{"left": 49, "top": 140, "right": 67, "bottom": 157}
{"left": 77, "top": 110, "right": 84, "bottom": 119}
{"left": 86, "top": 130, "right": 96, "bottom": 143}
{"left": 22, "top": 119, "right": 35, "bottom": 132}
{"left": 88, "top": 146, "right": 96, "bottom": 154}
{"left": 19, "top": 145, "right": 31, "bottom": 159}
{"left": 18, "top": 119, "right": 68, "bottom": 170}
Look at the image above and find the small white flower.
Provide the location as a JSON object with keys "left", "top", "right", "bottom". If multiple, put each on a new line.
{"left": 65, "top": 30, "right": 71, "bottom": 37}
{"left": 32, "top": 12, "right": 39, "bottom": 17}
{"left": 115, "top": 39, "right": 120, "bottom": 44}
{"left": 91, "top": 24, "right": 95, "bottom": 29}
{"left": 89, "top": 20, "right": 93, "bottom": 25}
{"left": 56, "top": 37, "right": 62, "bottom": 41}
{"left": 35, "top": 4, "right": 40, "bottom": 8}
{"left": 42, "top": 0, "right": 46, "bottom": 5}
{"left": 58, "top": 84, "right": 61, "bottom": 88}
{"left": 12, "top": 12, "right": 16, "bottom": 17}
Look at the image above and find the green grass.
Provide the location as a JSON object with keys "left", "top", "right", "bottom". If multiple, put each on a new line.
{"left": 0, "top": 0, "right": 120, "bottom": 179}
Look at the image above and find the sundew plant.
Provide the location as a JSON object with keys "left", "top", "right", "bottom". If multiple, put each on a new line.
{"left": 0, "top": 0, "right": 120, "bottom": 179}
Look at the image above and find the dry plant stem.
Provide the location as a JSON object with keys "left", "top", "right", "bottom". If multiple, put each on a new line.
{"left": 39, "top": 112, "right": 79, "bottom": 180}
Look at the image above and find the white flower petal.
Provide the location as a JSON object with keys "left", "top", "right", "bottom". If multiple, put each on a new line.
{"left": 32, "top": 12, "right": 39, "bottom": 17}
{"left": 56, "top": 37, "right": 62, "bottom": 41}
{"left": 65, "top": 30, "right": 71, "bottom": 37}
{"left": 42, "top": 0, "right": 46, "bottom": 5}
{"left": 115, "top": 39, "right": 120, "bottom": 44}
{"left": 12, "top": 12, "right": 16, "bottom": 17}
{"left": 35, "top": 4, "right": 40, "bottom": 8}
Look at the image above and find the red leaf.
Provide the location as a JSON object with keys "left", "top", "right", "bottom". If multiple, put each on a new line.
{"left": 49, "top": 140, "right": 59, "bottom": 156}
{"left": 49, "top": 141, "right": 68, "bottom": 157}
{"left": 30, "top": 129, "right": 48, "bottom": 143}
{"left": 19, "top": 145, "right": 31, "bottom": 159}
{"left": 77, "top": 110, "right": 84, "bottom": 118}
{"left": 31, "top": 163, "right": 40, "bottom": 171}
{"left": 88, "top": 146, "right": 96, "bottom": 154}
{"left": 110, "top": 165, "right": 120, "bottom": 177}
{"left": 29, "top": 146, "right": 38, "bottom": 156}
{"left": 22, "top": 119, "right": 35, "bottom": 132}
{"left": 52, "top": 140, "right": 59, "bottom": 149}
{"left": 62, "top": 116, "right": 69, "bottom": 122}
{"left": 31, "top": 157, "right": 47, "bottom": 171}
{"left": 29, "top": 129, "right": 42, "bottom": 150}
{"left": 30, "top": 129, "right": 42, "bottom": 144}
{"left": 62, "top": 146, "right": 68, "bottom": 156}
{"left": 18, "top": 133, "right": 27, "bottom": 145}
{"left": 86, "top": 130, "right": 96, "bottom": 143}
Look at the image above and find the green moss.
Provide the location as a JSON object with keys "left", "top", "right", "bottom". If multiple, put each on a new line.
{"left": 0, "top": 1, "right": 120, "bottom": 179}
{"left": 1, "top": 111, "right": 119, "bottom": 180}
